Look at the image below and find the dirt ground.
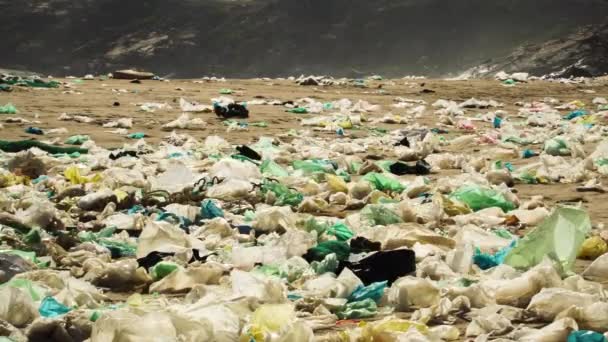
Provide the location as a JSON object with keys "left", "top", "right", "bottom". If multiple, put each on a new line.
{"left": 3, "top": 77, "right": 608, "bottom": 228}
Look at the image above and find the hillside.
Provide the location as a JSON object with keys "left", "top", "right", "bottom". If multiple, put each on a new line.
{"left": 2, "top": 0, "right": 608, "bottom": 77}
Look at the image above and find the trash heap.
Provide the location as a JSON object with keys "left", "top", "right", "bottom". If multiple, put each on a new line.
{"left": 1, "top": 78, "right": 608, "bottom": 342}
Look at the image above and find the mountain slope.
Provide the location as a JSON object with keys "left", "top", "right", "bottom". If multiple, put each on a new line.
{"left": 2, "top": 0, "right": 608, "bottom": 77}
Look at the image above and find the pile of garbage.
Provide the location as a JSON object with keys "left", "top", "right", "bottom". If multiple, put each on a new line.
{"left": 2, "top": 78, "right": 608, "bottom": 342}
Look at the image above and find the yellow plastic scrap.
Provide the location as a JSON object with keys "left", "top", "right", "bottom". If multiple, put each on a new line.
{"left": 251, "top": 304, "right": 295, "bottom": 332}
{"left": 361, "top": 318, "right": 429, "bottom": 341}
{"left": 326, "top": 174, "right": 348, "bottom": 193}
{"left": 569, "top": 100, "right": 585, "bottom": 108}
{"left": 338, "top": 119, "right": 353, "bottom": 129}
{"left": 442, "top": 196, "right": 472, "bottom": 216}
{"left": 0, "top": 173, "right": 30, "bottom": 188}
{"left": 64, "top": 166, "right": 102, "bottom": 185}
{"left": 113, "top": 189, "right": 129, "bottom": 203}
{"left": 238, "top": 325, "right": 266, "bottom": 342}
{"left": 578, "top": 236, "right": 608, "bottom": 260}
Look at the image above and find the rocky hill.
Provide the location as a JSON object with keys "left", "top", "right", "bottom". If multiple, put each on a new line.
{"left": 462, "top": 21, "right": 608, "bottom": 78}
{"left": 2, "top": 0, "right": 608, "bottom": 77}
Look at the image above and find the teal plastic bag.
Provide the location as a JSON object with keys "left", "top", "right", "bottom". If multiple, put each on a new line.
{"left": 504, "top": 207, "right": 591, "bottom": 272}
{"left": 200, "top": 199, "right": 224, "bottom": 219}
{"left": 473, "top": 240, "right": 516, "bottom": 270}
{"left": 450, "top": 185, "right": 515, "bottom": 212}
{"left": 336, "top": 298, "right": 377, "bottom": 319}
{"left": 363, "top": 172, "right": 405, "bottom": 193}
{"left": 39, "top": 296, "right": 71, "bottom": 318}
{"left": 128, "top": 132, "right": 146, "bottom": 139}
{"left": 360, "top": 204, "right": 403, "bottom": 226}
{"left": 305, "top": 240, "right": 350, "bottom": 262}
{"left": 348, "top": 281, "right": 387, "bottom": 303}
{"left": 568, "top": 331, "right": 607, "bottom": 342}
{"left": 326, "top": 222, "right": 354, "bottom": 241}
{"left": 260, "top": 159, "right": 289, "bottom": 177}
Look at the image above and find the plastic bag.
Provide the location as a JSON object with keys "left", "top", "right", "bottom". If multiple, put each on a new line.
{"left": 360, "top": 204, "right": 403, "bottom": 226}
{"left": 526, "top": 288, "right": 599, "bottom": 321}
{"left": 361, "top": 317, "right": 429, "bottom": 341}
{"left": 200, "top": 199, "right": 224, "bottom": 219}
{"left": 388, "top": 276, "right": 440, "bottom": 310}
{"left": 64, "top": 166, "right": 102, "bottom": 185}
{"left": 293, "top": 159, "right": 335, "bottom": 174}
{"left": 260, "top": 159, "right": 289, "bottom": 177}
{"left": 150, "top": 261, "right": 180, "bottom": 280}
{"left": 38, "top": 296, "right": 71, "bottom": 318}
{"left": 304, "top": 241, "right": 350, "bottom": 262}
{"left": 0, "top": 103, "right": 17, "bottom": 114}
{"left": 311, "top": 253, "right": 339, "bottom": 274}
{"left": 149, "top": 263, "right": 224, "bottom": 293}
{"left": 348, "top": 281, "right": 387, "bottom": 303}
{"left": 363, "top": 172, "right": 406, "bottom": 192}
{"left": 578, "top": 236, "right": 608, "bottom": 260}
{"left": 326, "top": 174, "right": 348, "bottom": 193}
{"left": 567, "top": 330, "right": 607, "bottom": 342}
{"left": 544, "top": 137, "right": 571, "bottom": 156}
{"left": 261, "top": 180, "right": 303, "bottom": 206}
{"left": 336, "top": 298, "right": 377, "bottom": 319}
{"left": 504, "top": 207, "right": 591, "bottom": 272}
{"left": 64, "top": 135, "right": 89, "bottom": 145}
{"left": 251, "top": 304, "right": 295, "bottom": 332}
{"left": 0, "top": 286, "right": 39, "bottom": 327}
{"left": 325, "top": 222, "right": 354, "bottom": 241}
{"left": 450, "top": 185, "right": 515, "bottom": 212}
{"left": 582, "top": 253, "right": 608, "bottom": 281}
{"left": 473, "top": 240, "right": 516, "bottom": 270}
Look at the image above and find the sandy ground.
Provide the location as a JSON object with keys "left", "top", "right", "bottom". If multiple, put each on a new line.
{"left": 3, "top": 77, "right": 608, "bottom": 339}
{"left": 2, "top": 77, "right": 608, "bottom": 229}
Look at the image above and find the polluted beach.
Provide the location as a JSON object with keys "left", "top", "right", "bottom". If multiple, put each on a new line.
{"left": 2, "top": 1, "right": 608, "bottom": 341}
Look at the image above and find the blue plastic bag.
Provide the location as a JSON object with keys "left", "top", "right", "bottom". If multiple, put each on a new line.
{"left": 348, "top": 281, "right": 387, "bottom": 303}
{"left": 39, "top": 296, "right": 71, "bottom": 318}
{"left": 200, "top": 199, "right": 224, "bottom": 219}
{"left": 568, "top": 331, "right": 607, "bottom": 342}
{"left": 473, "top": 240, "right": 516, "bottom": 270}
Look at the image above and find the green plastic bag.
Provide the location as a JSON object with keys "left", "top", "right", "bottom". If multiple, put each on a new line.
{"left": 504, "top": 207, "right": 591, "bottom": 272}
{"left": 348, "top": 281, "right": 387, "bottom": 303}
{"left": 260, "top": 159, "right": 289, "bottom": 177}
{"left": 293, "top": 159, "right": 335, "bottom": 174}
{"left": 150, "top": 262, "right": 180, "bottom": 280}
{"left": 64, "top": 135, "right": 89, "bottom": 145}
{"left": 0, "top": 103, "right": 17, "bottom": 114}
{"left": 304, "top": 217, "right": 329, "bottom": 235}
{"left": 325, "top": 222, "right": 354, "bottom": 241}
{"left": 311, "top": 253, "right": 339, "bottom": 274}
{"left": 336, "top": 298, "right": 378, "bottom": 319}
{"left": 261, "top": 180, "right": 303, "bottom": 206}
{"left": 544, "top": 137, "right": 570, "bottom": 156}
{"left": 360, "top": 204, "right": 403, "bottom": 226}
{"left": 39, "top": 296, "right": 71, "bottom": 318}
{"left": 363, "top": 172, "right": 405, "bottom": 193}
{"left": 287, "top": 107, "right": 308, "bottom": 114}
{"left": 305, "top": 240, "right": 350, "bottom": 262}
{"left": 450, "top": 185, "right": 515, "bottom": 212}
